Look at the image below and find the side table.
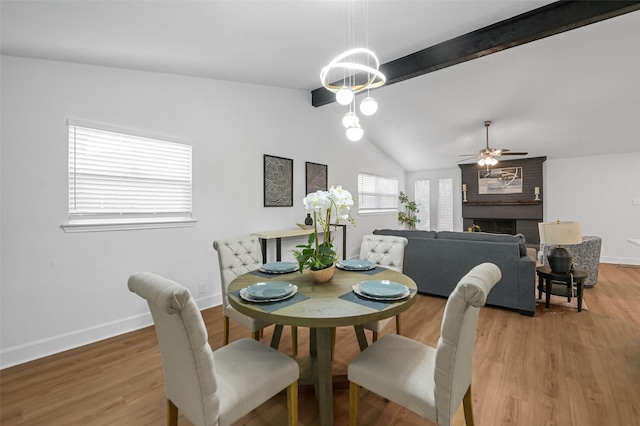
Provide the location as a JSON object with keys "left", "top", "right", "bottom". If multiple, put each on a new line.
{"left": 536, "top": 266, "right": 588, "bottom": 312}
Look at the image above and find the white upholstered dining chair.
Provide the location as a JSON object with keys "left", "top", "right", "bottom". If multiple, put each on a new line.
{"left": 359, "top": 234, "right": 409, "bottom": 341}
{"left": 213, "top": 235, "right": 298, "bottom": 355}
{"left": 347, "top": 262, "right": 501, "bottom": 426}
{"left": 128, "top": 272, "right": 299, "bottom": 426}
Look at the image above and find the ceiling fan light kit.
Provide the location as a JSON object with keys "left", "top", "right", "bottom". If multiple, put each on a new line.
{"left": 459, "top": 120, "right": 528, "bottom": 168}
{"left": 320, "top": 0, "right": 385, "bottom": 142}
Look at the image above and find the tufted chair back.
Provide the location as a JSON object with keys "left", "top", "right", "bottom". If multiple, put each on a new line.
{"left": 434, "top": 262, "right": 501, "bottom": 425}
{"left": 359, "top": 234, "right": 409, "bottom": 272}
{"left": 213, "top": 236, "right": 263, "bottom": 307}
{"left": 128, "top": 272, "right": 220, "bottom": 426}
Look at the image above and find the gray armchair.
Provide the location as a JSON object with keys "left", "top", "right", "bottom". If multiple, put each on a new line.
{"left": 541, "top": 235, "right": 602, "bottom": 287}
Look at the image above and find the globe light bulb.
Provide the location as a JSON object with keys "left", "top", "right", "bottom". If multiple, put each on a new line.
{"left": 489, "top": 157, "right": 498, "bottom": 166}
{"left": 478, "top": 158, "right": 486, "bottom": 166}
{"left": 342, "top": 111, "right": 360, "bottom": 128}
{"left": 359, "top": 96, "right": 378, "bottom": 116}
{"left": 336, "top": 87, "right": 354, "bottom": 105}
{"left": 346, "top": 123, "right": 364, "bottom": 141}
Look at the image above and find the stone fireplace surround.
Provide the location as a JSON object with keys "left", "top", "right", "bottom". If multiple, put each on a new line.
{"left": 460, "top": 157, "right": 546, "bottom": 247}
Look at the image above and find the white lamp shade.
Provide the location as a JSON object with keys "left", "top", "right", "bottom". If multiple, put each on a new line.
{"left": 538, "top": 221, "right": 582, "bottom": 245}
{"left": 342, "top": 111, "right": 359, "bottom": 128}
{"left": 346, "top": 123, "right": 364, "bottom": 141}
{"left": 336, "top": 87, "right": 354, "bottom": 105}
{"left": 359, "top": 97, "right": 378, "bottom": 115}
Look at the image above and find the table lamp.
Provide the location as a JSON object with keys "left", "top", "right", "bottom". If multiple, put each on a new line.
{"left": 538, "top": 220, "right": 582, "bottom": 274}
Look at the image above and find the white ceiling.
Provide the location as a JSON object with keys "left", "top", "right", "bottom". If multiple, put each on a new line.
{"left": 2, "top": 1, "right": 639, "bottom": 171}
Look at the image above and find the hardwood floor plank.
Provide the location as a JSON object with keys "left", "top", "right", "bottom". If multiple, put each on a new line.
{"left": 1, "top": 263, "right": 639, "bottom": 425}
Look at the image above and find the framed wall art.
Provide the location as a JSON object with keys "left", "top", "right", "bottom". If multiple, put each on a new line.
{"left": 478, "top": 166, "right": 523, "bottom": 194}
{"left": 263, "top": 154, "right": 293, "bottom": 207}
{"left": 305, "top": 161, "right": 328, "bottom": 195}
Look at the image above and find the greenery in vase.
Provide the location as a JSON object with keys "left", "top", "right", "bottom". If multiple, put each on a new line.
{"left": 398, "top": 191, "right": 420, "bottom": 230}
{"left": 294, "top": 186, "right": 355, "bottom": 271}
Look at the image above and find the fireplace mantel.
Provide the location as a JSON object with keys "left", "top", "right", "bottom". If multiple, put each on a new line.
{"left": 464, "top": 201, "right": 541, "bottom": 206}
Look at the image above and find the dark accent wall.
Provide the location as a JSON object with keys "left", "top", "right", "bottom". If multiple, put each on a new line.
{"left": 459, "top": 157, "right": 546, "bottom": 246}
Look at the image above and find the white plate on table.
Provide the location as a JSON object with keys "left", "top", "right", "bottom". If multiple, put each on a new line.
{"left": 357, "top": 280, "right": 409, "bottom": 298}
{"left": 240, "top": 285, "right": 298, "bottom": 303}
{"left": 337, "top": 259, "right": 375, "bottom": 271}
{"left": 259, "top": 262, "right": 299, "bottom": 274}
{"left": 246, "top": 281, "right": 295, "bottom": 299}
{"left": 352, "top": 284, "right": 410, "bottom": 301}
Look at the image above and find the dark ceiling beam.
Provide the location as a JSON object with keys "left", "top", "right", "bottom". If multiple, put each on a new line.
{"left": 311, "top": 1, "right": 640, "bottom": 107}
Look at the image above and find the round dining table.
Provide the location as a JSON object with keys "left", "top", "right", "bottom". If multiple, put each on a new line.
{"left": 228, "top": 266, "right": 418, "bottom": 426}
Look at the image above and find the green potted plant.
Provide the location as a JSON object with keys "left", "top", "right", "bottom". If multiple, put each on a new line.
{"left": 294, "top": 186, "right": 355, "bottom": 282}
{"left": 398, "top": 191, "right": 420, "bottom": 230}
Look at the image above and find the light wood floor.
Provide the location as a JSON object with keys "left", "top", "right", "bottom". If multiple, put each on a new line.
{"left": 2, "top": 263, "right": 639, "bottom": 425}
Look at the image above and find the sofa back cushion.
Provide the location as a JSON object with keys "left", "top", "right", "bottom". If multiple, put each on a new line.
{"left": 373, "top": 229, "right": 437, "bottom": 239}
{"left": 436, "top": 231, "right": 528, "bottom": 257}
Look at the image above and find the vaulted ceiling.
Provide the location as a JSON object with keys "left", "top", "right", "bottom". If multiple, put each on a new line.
{"left": 2, "top": 1, "right": 639, "bottom": 171}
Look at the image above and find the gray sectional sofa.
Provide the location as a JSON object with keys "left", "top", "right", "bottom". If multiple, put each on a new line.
{"left": 373, "top": 229, "right": 536, "bottom": 316}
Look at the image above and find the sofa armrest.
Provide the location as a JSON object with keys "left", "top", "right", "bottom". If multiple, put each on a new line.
{"left": 516, "top": 255, "right": 536, "bottom": 316}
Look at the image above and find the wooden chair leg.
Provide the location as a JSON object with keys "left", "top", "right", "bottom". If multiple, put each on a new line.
{"left": 291, "top": 326, "right": 298, "bottom": 357}
{"left": 251, "top": 330, "right": 260, "bottom": 341}
{"left": 167, "top": 399, "right": 178, "bottom": 426}
{"left": 349, "top": 381, "right": 360, "bottom": 426}
{"left": 260, "top": 329, "right": 264, "bottom": 338}
{"left": 287, "top": 381, "right": 299, "bottom": 426}
{"left": 223, "top": 316, "right": 230, "bottom": 346}
{"left": 331, "top": 327, "right": 336, "bottom": 360}
{"left": 463, "top": 384, "right": 475, "bottom": 426}
{"left": 372, "top": 331, "right": 379, "bottom": 342}
{"left": 395, "top": 314, "right": 401, "bottom": 335}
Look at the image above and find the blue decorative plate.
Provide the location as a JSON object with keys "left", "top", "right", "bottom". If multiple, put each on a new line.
{"left": 240, "top": 285, "right": 298, "bottom": 303}
{"left": 358, "top": 280, "right": 408, "bottom": 298}
{"left": 246, "top": 281, "right": 295, "bottom": 300}
{"left": 337, "top": 259, "right": 374, "bottom": 271}
{"left": 259, "top": 262, "right": 299, "bottom": 274}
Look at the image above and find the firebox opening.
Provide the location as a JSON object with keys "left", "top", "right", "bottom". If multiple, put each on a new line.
{"left": 472, "top": 219, "right": 517, "bottom": 235}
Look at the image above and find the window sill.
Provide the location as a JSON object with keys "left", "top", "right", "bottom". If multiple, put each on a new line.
{"left": 61, "top": 218, "right": 197, "bottom": 233}
{"left": 357, "top": 210, "right": 398, "bottom": 216}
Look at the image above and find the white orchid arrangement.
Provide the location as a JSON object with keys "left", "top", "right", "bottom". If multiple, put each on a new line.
{"left": 294, "top": 186, "right": 355, "bottom": 271}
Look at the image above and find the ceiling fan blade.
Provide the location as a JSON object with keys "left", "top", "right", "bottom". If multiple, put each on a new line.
{"left": 499, "top": 151, "right": 528, "bottom": 156}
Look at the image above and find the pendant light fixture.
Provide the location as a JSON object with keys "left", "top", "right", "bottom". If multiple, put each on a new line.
{"left": 320, "top": 0, "right": 385, "bottom": 141}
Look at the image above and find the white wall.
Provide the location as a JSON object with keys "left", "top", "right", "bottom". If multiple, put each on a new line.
{"left": 0, "top": 56, "right": 404, "bottom": 368}
{"left": 544, "top": 153, "right": 640, "bottom": 265}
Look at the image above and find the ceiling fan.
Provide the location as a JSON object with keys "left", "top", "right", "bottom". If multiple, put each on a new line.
{"left": 458, "top": 121, "right": 528, "bottom": 167}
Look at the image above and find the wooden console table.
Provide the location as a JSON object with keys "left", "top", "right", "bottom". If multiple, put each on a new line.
{"left": 252, "top": 225, "right": 347, "bottom": 263}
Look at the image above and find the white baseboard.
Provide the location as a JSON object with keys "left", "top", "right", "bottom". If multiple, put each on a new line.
{"left": 0, "top": 294, "right": 222, "bottom": 370}
{"left": 601, "top": 256, "right": 640, "bottom": 266}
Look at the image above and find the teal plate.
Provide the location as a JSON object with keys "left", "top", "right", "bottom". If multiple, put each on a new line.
{"left": 246, "top": 281, "right": 295, "bottom": 299}
{"left": 337, "top": 259, "right": 374, "bottom": 271}
{"left": 259, "top": 262, "right": 299, "bottom": 274}
{"left": 358, "top": 280, "right": 408, "bottom": 298}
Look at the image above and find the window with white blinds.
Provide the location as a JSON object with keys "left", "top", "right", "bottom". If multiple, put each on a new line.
{"left": 357, "top": 172, "right": 399, "bottom": 213}
{"left": 66, "top": 121, "right": 193, "bottom": 229}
